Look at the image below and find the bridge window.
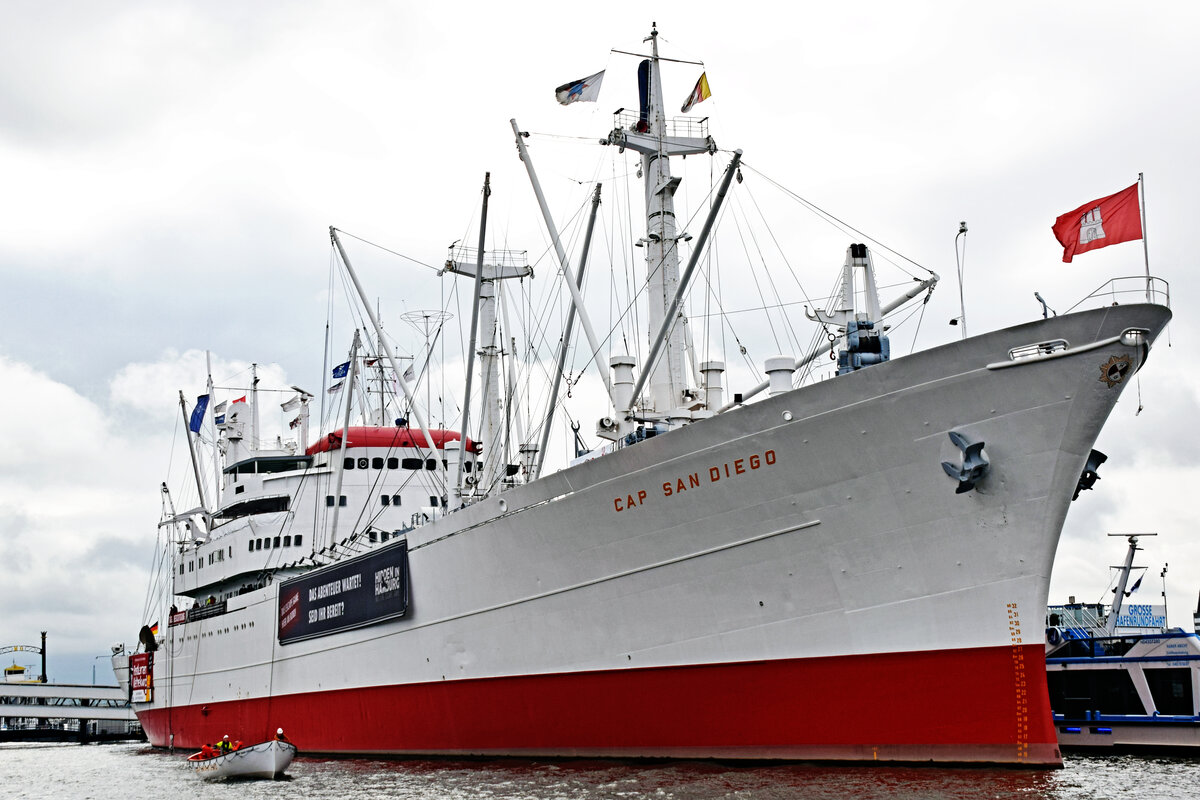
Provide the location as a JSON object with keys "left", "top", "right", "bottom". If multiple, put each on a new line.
{"left": 255, "top": 538, "right": 262, "bottom": 551}
{"left": 248, "top": 540, "right": 254, "bottom": 552}
{"left": 293, "top": 534, "right": 303, "bottom": 548}
{"left": 393, "top": 494, "right": 402, "bottom": 506}
{"left": 339, "top": 496, "right": 347, "bottom": 506}
{"left": 325, "top": 495, "right": 335, "bottom": 507}
{"left": 273, "top": 536, "right": 281, "bottom": 548}
{"left": 381, "top": 495, "right": 390, "bottom": 506}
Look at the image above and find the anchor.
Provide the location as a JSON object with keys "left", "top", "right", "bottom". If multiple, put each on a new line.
{"left": 941, "top": 431, "right": 989, "bottom": 494}
{"left": 1072, "top": 449, "right": 1107, "bottom": 500}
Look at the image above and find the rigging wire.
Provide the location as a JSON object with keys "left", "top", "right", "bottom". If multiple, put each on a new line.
{"left": 738, "top": 161, "right": 934, "bottom": 279}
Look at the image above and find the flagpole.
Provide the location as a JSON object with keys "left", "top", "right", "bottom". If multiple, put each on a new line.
{"left": 1139, "top": 172, "right": 1151, "bottom": 301}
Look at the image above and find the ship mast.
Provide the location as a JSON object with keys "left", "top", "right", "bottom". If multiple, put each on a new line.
{"left": 642, "top": 26, "right": 686, "bottom": 413}
{"left": 605, "top": 25, "right": 717, "bottom": 418}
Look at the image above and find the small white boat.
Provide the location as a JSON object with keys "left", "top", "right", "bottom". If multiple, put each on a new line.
{"left": 187, "top": 739, "right": 297, "bottom": 780}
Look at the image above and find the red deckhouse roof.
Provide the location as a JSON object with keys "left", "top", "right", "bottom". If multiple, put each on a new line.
{"left": 305, "top": 426, "right": 479, "bottom": 456}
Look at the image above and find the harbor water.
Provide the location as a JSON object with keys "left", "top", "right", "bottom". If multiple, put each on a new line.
{"left": 1, "top": 743, "right": 1196, "bottom": 799}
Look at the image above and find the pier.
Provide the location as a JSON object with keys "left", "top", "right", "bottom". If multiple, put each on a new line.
{"left": 0, "top": 682, "right": 142, "bottom": 743}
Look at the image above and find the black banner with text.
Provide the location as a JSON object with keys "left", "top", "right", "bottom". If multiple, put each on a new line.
{"left": 277, "top": 541, "right": 409, "bottom": 644}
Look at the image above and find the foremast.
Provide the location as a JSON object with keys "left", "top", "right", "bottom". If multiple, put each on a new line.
{"left": 607, "top": 25, "right": 716, "bottom": 417}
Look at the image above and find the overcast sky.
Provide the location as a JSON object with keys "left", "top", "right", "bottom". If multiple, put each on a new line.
{"left": 2, "top": 1, "right": 1198, "bottom": 683}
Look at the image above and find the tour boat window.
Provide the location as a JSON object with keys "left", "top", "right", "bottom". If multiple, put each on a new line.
{"left": 255, "top": 539, "right": 262, "bottom": 551}
{"left": 1146, "top": 668, "right": 1193, "bottom": 715}
{"left": 283, "top": 535, "right": 291, "bottom": 547}
{"left": 273, "top": 536, "right": 281, "bottom": 548}
{"left": 357, "top": 458, "right": 369, "bottom": 469}
{"left": 381, "top": 495, "right": 390, "bottom": 506}
{"left": 392, "top": 494, "right": 402, "bottom": 506}
{"left": 369, "top": 531, "right": 378, "bottom": 543}
{"left": 425, "top": 459, "right": 436, "bottom": 471}
{"left": 339, "top": 495, "right": 347, "bottom": 506}
{"left": 372, "top": 457, "right": 384, "bottom": 469}
{"left": 344, "top": 458, "right": 355, "bottom": 470}
{"left": 248, "top": 540, "right": 254, "bottom": 553}
{"left": 387, "top": 457, "right": 399, "bottom": 469}
{"left": 293, "top": 535, "right": 303, "bottom": 548}
{"left": 401, "top": 458, "right": 423, "bottom": 470}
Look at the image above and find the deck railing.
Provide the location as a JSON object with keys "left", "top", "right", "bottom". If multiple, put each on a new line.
{"left": 1066, "top": 275, "right": 1170, "bottom": 313}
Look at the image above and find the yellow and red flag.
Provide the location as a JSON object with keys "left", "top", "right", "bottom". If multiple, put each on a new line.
{"left": 681, "top": 72, "right": 711, "bottom": 113}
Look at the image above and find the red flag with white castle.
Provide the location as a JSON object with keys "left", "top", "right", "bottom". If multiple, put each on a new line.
{"left": 1051, "top": 183, "right": 1142, "bottom": 263}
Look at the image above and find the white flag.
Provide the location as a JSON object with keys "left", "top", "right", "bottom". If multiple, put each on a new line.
{"left": 403, "top": 364, "right": 415, "bottom": 382}
{"left": 555, "top": 70, "right": 604, "bottom": 105}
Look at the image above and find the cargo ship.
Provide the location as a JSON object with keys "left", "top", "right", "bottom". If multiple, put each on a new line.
{"left": 114, "top": 26, "right": 1172, "bottom": 766}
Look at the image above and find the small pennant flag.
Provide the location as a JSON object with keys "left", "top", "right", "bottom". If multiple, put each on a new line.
{"left": 1125, "top": 574, "right": 1144, "bottom": 597}
{"left": 328, "top": 380, "right": 344, "bottom": 395}
{"left": 555, "top": 70, "right": 605, "bottom": 105}
{"left": 149, "top": 621, "right": 159, "bottom": 636}
{"left": 289, "top": 416, "right": 301, "bottom": 430}
{"left": 403, "top": 364, "right": 416, "bottom": 382}
{"left": 231, "top": 395, "right": 247, "bottom": 404}
{"left": 332, "top": 361, "right": 350, "bottom": 379}
{"left": 681, "top": 72, "right": 711, "bottom": 113}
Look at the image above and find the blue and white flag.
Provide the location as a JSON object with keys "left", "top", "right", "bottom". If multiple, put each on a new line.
{"left": 1125, "top": 574, "right": 1144, "bottom": 597}
{"left": 555, "top": 70, "right": 604, "bottom": 105}
{"left": 332, "top": 361, "right": 350, "bottom": 379}
{"left": 188, "top": 394, "right": 209, "bottom": 433}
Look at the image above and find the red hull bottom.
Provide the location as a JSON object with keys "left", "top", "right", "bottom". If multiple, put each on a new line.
{"left": 139, "top": 644, "right": 1061, "bottom": 767}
